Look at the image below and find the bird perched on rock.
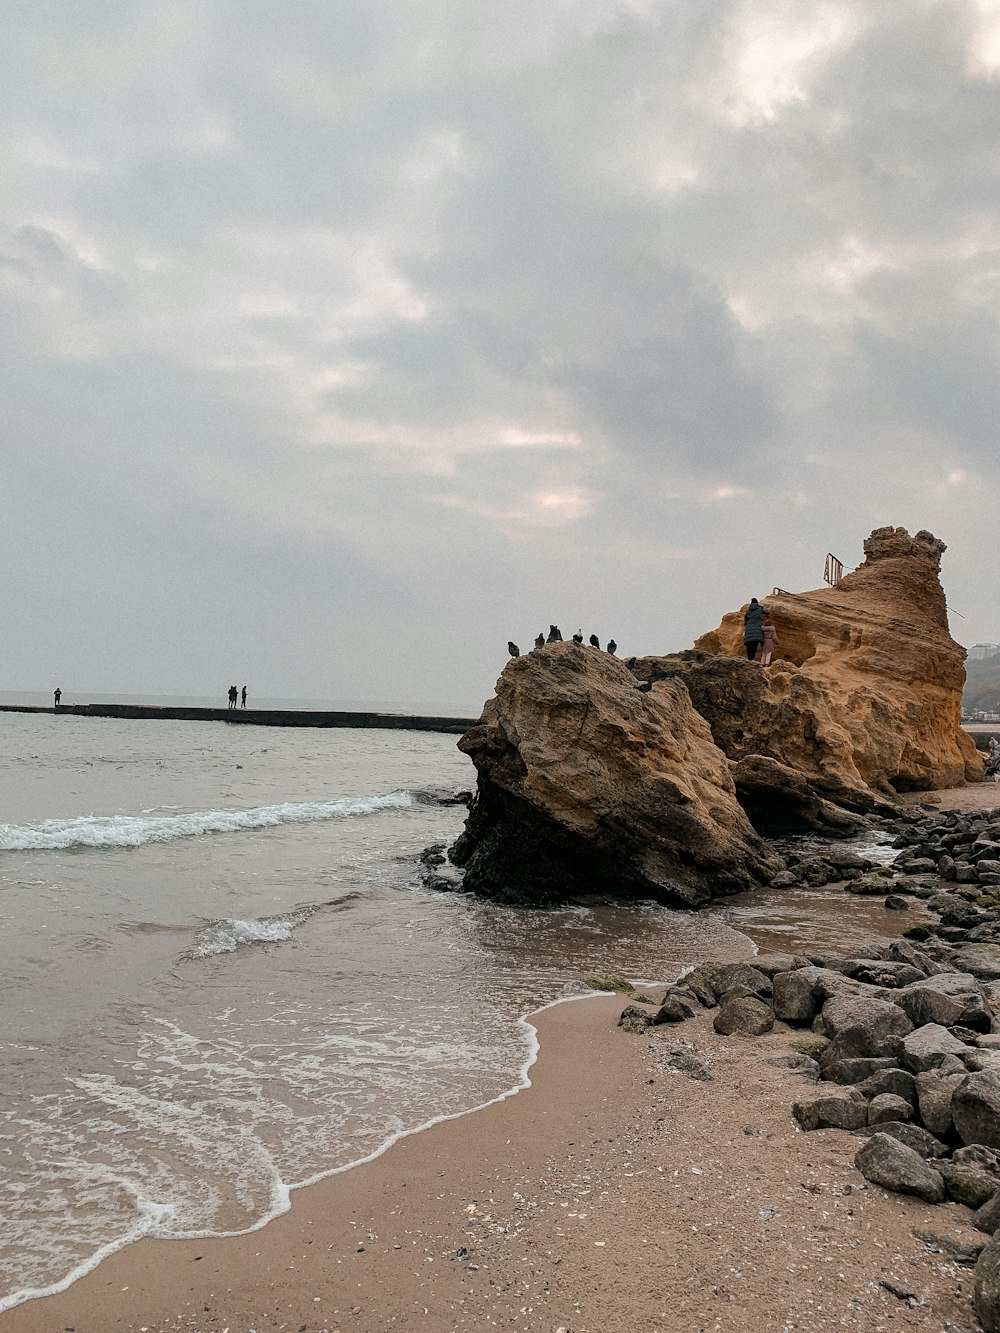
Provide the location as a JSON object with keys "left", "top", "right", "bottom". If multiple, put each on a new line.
{"left": 572, "top": 630, "right": 583, "bottom": 644}
{"left": 546, "top": 625, "right": 563, "bottom": 643}
{"left": 507, "top": 641, "right": 520, "bottom": 658}
{"left": 607, "top": 640, "right": 617, "bottom": 655}
{"left": 625, "top": 657, "right": 637, "bottom": 670}
{"left": 588, "top": 634, "right": 600, "bottom": 649}
{"left": 636, "top": 681, "right": 653, "bottom": 693}
{"left": 534, "top": 632, "right": 545, "bottom": 649}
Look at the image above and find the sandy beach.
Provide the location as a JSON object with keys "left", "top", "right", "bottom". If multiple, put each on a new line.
{"left": 3, "top": 985, "right": 987, "bottom": 1333}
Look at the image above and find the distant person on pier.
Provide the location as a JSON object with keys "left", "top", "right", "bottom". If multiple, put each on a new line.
{"left": 53, "top": 687, "right": 61, "bottom": 707}
{"left": 760, "top": 615, "right": 778, "bottom": 667}
{"left": 743, "top": 598, "right": 766, "bottom": 661}
{"left": 241, "top": 686, "right": 247, "bottom": 708}
{"left": 227, "top": 685, "right": 237, "bottom": 709}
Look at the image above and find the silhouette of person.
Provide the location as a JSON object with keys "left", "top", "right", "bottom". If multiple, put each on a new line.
{"left": 227, "top": 685, "right": 237, "bottom": 709}
{"left": 241, "top": 685, "right": 247, "bottom": 708}
{"left": 53, "top": 687, "right": 61, "bottom": 707}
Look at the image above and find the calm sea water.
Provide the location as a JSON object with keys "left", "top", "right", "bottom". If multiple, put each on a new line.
{"left": 0, "top": 711, "right": 901, "bottom": 1312}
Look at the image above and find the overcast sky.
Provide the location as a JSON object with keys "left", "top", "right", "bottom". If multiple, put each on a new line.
{"left": 3, "top": 0, "right": 1000, "bottom": 712}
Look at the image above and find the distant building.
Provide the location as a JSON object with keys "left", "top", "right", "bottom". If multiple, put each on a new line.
{"left": 969, "top": 643, "right": 1000, "bottom": 660}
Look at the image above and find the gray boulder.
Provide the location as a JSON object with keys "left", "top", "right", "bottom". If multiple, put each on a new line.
{"left": 653, "top": 996, "right": 695, "bottom": 1024}
{"left": 854, "top": 1132, "right": 945, "bottom": 1203}
{"left": 820, "top": 995, "right": 913, "bottom": 1061}
{"left": 793, "top": 1088, "right": 867, "bottom": 1132}
{"left": 937, "top": 1161, "right": 998, "bottom": 1208}
{"left": 953, "top": 1070, "right": 1000, "bottom": 1149}
{"left": 713, "top": 996, "right": 774, "bottom": 1036}
{"left": 868, "top": 1093, "right": 914, "bottom": 1126}
{"left": 955, "top": 945, "right": 1000, "bottom": 981}
{"left": 886, "top": 940, "right": 947, "bottom": 975}
{"left": 976, "top": 1234, "right": 1000, "bottom": 1331}
{"left": 916, "top": 1069, "right": 966, "bottom": 1136}
{"left": 617, "top": 1005, "right": 654, "bottom": 1034}
{"left": 845, "top": 872, "right": 894, "bottom": 896}
{"left": 895, "top": 972, "right": 993, "bottom": 1033}
{"left": 856, "top": 1120, "right": 949, "bottom": 1158}
{"left": 900, "top": 1023, "right": 973, "bottom": 1074}
{"left": 772, "top": 969, "right": 820, "bottom": 1025}
{"left": 856, "top": 1068, "right": 918, "bottom": 1105}
{"left": 678, "top": 968, "right": 716, "bottom": 1007}
{"left": 821, "top": 1056, "right": 900, "bottom": 1085}
{"left": 751, "top": 952, "right": 810, "bottom": 977}
{"left": 703, "top": 962, "right": 772, "bottom": 1001}
{"left": 956, "top": 1145, "right": 1000, "bottom": 1182}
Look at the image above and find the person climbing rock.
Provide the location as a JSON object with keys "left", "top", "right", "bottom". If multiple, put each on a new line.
{"left": 743, "top": 598, "right": 766, "bottom": 661}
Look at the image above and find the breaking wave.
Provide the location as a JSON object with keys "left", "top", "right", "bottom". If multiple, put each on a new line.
{"left": 188, "top": 893, "right": 362, "bottom": 959}
{"left": 0, "top": 793, "right": 414, "bottom": 852}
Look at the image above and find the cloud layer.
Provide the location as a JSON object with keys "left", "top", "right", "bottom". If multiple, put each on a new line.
{"left": 3, "top": 0, "right": 1000, "bottom": 708}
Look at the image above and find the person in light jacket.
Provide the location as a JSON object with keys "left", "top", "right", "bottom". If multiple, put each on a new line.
{"left": 760, "top": 614, "right": 778, "bottom": 666}
{"left": 743, "top": 598, "right": 766, "bottom": 661}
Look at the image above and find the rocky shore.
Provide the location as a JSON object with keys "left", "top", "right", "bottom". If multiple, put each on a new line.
{"left": 613, "top": 799, "right": 1000, "bottom": 1331}
{"left": 451, "top": 526, "right": 983, "bottom": 907}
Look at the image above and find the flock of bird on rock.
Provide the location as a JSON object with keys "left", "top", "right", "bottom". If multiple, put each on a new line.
{"left": 507, "top": 626, "right": 617, "bottom": 657}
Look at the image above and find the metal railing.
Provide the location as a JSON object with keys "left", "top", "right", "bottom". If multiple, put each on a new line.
{"left": 824, "top": 552, "right": 844, "bottom": 586}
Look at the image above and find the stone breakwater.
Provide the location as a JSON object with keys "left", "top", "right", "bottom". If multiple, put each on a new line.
{"left": 616, "top": 802, "right": 1000, "bottom": 1331}
{"left": 0, "top": 703, "right": 476, "bottom": 734}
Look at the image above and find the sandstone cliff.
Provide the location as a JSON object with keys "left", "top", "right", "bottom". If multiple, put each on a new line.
{"left": 680, "top": 526, "right": 981, "bottom": 810}
{"left": 453, "top": 526, "right": 979, "bottom": 904}
{"left": 451, "top": 642, "right": 782, "bottom": 907}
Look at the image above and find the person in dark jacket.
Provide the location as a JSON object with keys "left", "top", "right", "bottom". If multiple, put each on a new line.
{"left": 743, "top": 598, "right": 766, "bottom": 661}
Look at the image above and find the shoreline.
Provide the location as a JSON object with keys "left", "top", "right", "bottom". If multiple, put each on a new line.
{"left": 1, "top": 991, "right": 985, "bottom": 1333}
{"left": 0, "top": 997, "right": 558, "bottom": 1321}
{"left": 5, "top": 785, "right": 999, "bottom": 1331}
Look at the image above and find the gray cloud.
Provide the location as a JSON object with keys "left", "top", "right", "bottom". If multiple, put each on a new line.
{"left": 3, "top": 0, "right": 1000, "bottom": 708}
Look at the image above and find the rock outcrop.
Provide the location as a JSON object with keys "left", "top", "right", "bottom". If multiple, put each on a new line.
{"left": 687, "top": 526, "right": 980, "bottom": 801}
{"left": 452, "top": 525, "right": 978, "bottom": 902}
{"left": 451, "top": 642, "right": 782, "bottom": 906}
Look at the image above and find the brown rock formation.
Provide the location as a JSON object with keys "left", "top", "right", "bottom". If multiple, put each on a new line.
{"left": 451, "top": 642, "right": 783, "bottom": 907}
{"left": 637, "top": 527, "right": 981, "bottom": 827}
{"left": 453, "top": 525, "right": 978, "bottom": 902}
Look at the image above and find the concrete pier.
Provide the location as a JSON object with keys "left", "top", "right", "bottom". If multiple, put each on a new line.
{"left": 0, "top": 703, "right": 476, "bottom": 735}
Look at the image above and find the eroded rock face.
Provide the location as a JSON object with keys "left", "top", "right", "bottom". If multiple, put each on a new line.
{"left": 453, "top": 525, "right": 976, "bottom": 901}
{"left": 634, "top": 527, "right": 980, "bottom": 827}
{"left": 451, "top": 642, "right": 781, "bottom": 906}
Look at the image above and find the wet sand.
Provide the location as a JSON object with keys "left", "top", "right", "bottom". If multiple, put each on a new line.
{"left": 2, "top": 992, "right": 985, "bottom": 1333}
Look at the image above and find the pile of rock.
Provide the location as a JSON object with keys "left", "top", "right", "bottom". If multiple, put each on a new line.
{"left": 617, "top": 924, "right": 1000, "bottom": 1329}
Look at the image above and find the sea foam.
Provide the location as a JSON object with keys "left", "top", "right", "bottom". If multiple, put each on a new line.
{"left": 0, "top": 792, "right": 413, "bottom": 852}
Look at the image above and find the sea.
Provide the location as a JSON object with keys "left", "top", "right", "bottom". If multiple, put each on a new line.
{"left": 0, "top": 703, "right": 904, "bottom": 1314}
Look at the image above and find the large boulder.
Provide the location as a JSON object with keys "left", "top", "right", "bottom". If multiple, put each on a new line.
{"left": 854, "top": 1133, "right": 946, "bottom": 1203}
{"left": 894, "top": 972, "right": 993, "bottom": 1033}
{"left": 658, "top": 528, "right": 980, "bottom": 822}
{"left": 953, "top": 1070, "right": 1000, "bottom": 1149}
{"left": 793, "top": 1088, "right": 868, "bottom": 1132}
{"left": 713, "top": 996, "right": 774, "bottom": 1036}
{"left": 901, "top": 1023, "right": 974, "bottom": 1074}
{"left": 953, "top": 945, "right": 1000, "bottom": 982}
{"left": 818, "top": 995, "right": 913, "bottom": 1063}
{"left": 916, "top": 1070, "right": 966, "bottom": 1137}
{"left": 451, "top": 642, "right": 782, "bottom": 905}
